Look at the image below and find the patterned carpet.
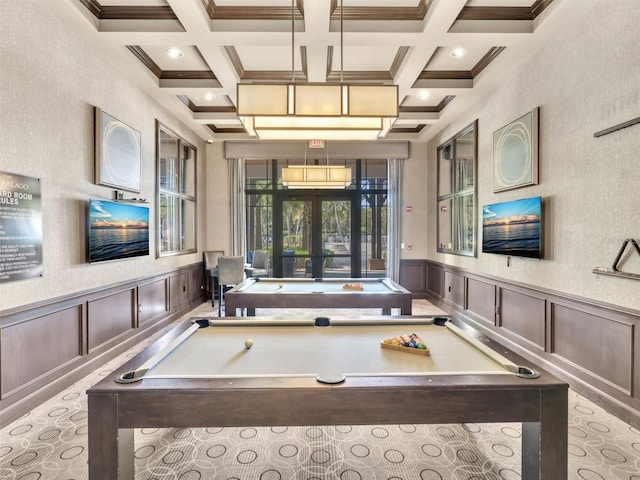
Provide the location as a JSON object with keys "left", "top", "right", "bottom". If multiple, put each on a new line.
{"left": 2, "top": 300, "right": 640, "bottom": 479}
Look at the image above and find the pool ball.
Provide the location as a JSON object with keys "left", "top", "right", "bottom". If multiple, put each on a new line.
{"left": 244, "top": 338, "right": 254, "bottom": 349}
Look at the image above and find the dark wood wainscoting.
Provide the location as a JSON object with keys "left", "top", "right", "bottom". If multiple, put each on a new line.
{"left": 0, "top": 263, "right": 206, "bottom": 427}
{"left": 398, "top": 259, "right": 640, "bottom": 428}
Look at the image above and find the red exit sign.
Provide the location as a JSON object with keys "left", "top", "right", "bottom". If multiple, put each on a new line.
{"left": 308, "top": 139, "right": 325, "bottom": 149}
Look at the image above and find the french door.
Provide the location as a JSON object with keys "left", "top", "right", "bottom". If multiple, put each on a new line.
{"left": 273, "top": 193, "right": 358, "bottom": 278}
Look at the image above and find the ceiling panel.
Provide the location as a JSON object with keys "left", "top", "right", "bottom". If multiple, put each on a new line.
{"left": 99, "top": 0, "right": 168, "bottom": 5}
{"left": 142, "top": 45, "right": 211, "bottom": 70}
{"left": 44, "top": 0, "right": 586, "bottom": 142}
{"left": 330, "top": 46, "right": 399, "bottom": 71}
{"left": 467, "top": 0, "right": 535, "bottom": 6}
{"left": 424, "top": 46, "right": 487, "bottom": 72}
{"left": 235, "top": 45, "right": 299, "bottom": 71}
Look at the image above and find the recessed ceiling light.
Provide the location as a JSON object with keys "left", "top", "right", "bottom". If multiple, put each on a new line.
{"left": 418, "top": 90, "right": 429, "bottom": 100}
{"left": 166, "top": 48, "right": 184, "bottom": 58}
{"left": 450, "top": 47, "right": 467, "bottom": 58}
{"left": 205, "top": 93, "right": 216, "bottom": 101}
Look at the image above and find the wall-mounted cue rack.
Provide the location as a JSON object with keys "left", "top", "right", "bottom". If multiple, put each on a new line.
{"left": 593, "top": 116, "right": 640, "bottom": 137}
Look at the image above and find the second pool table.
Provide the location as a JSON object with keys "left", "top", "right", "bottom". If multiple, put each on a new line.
{"left": 224, "top": 277, "right": 412, "bottom": 316}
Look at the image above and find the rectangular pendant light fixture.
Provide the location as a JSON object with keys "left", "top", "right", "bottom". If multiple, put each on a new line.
{"left": 281, "top": 165, "right": 352, "bottom": 189}
{"left": 238, "top": 0, "right": 393, "bottom": 187}
{"left": 237, "top": 84, "right": 398, "bottom": 141}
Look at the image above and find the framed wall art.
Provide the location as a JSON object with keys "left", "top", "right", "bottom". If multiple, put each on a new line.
{"left": 493, "top": 107, "right": 539, "bottom": 192}
{"left": 95, "top": 107, "right": 141, "bottom": 193}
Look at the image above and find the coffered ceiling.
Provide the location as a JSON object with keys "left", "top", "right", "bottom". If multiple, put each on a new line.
{"left": 44, "top": 0, "right": 585, "bottom": 143}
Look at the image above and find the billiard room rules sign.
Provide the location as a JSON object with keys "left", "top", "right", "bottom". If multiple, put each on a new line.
{"left": 0, "top": 171, "right": 43, "bottom": 283}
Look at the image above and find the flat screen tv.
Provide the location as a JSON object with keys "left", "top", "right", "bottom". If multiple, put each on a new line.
{"left": 482, "top": 196, "right": 542, "bottom": 259}
{"left": 88, "top": 199, "right": 149, "bottom": 263}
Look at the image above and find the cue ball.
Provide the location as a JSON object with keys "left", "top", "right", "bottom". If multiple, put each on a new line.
{"left": 244, "top": 338, "right": 254, "bottom": 349}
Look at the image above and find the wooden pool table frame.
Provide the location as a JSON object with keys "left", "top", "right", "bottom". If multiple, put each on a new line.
{"left": 224, "top": 277, "right": 413, "bottom": 316}
{"left": 87, "top": 317, "right": 568, "bottom": 480}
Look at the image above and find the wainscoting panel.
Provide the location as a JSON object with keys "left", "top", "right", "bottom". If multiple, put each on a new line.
{"left": 0, "top": 263, "right": 206, "bottom": 427}
{"left": 398, "top": 259, "right": 640, "bottom": 428}
{"left": 398, "top": 260, "right": 427, "bottom": 297}
{"left": 466, "top": 277, "right": 496, "bottom": 327}
{"left": 499, "top": 287, "right": 546, "bottom": 351}
{"left": 170, "top": 272, "right": 191, "bottom": 310}
{"left": 87, "top": 289, "right": 135, "bottom": 352}
{"left": 190, "top": 267, "right": 206, "bottom": 302}
{"left": 1, "top": 305, "right": 82, "bottom": 398}
{"left": 138, "top": 279, "right": 168, "bottom": 327}
{"left": 551, "top": 303, "right": 633, "bottom": 395}
{"left": 444, "top": 271, "right": 465, "bottom": 309}
{"left": 635, "top": 328, "right": 640, "bottom": 402}
{"left": 427, "top": 264, "right": 443, "bottom": 298}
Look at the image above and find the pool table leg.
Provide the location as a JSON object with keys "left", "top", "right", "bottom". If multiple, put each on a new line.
{"left": 117, "top": 428, "right": 135, "bottom": 479}
{"left": 88, "top": 394, "right": 135, "bottom": 480}
{"left": 400, "top": 297, "right": 412, "bottom": 315}
{"left": 521, "top": 422, "right": 540, "bottom": 479}
{"left": 521, "top": 387, "right": 568, "bottom": 479}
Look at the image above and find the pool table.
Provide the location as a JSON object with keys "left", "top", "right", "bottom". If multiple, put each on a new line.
{"left": 224, "top": 277, "right": 412, "bottom": 316}
{"left": 87, "top": 316, "right": 568, "bottom": 480}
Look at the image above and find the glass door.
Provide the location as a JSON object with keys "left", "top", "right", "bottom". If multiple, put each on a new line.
{"left": 319, "top": 197, "right": 352, "bottom": 278}
{"left": 275, "top": 194, "right": 355, "bottom": 278}
{"left": 280, "top": 197, "right": 312, "bottom": 278}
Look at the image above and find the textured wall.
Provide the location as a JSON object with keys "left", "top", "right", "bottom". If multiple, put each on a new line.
{"left": 400, "top": 143, "right": 429, "bottom": 259}
{"left": 0, "top": 1, "right": 206, "bottom": 311}
{"left": 425, "top": 0, "right": 640, "bottom": 310}
{"left": 204, "top": 142, "right": 231, "bottom": 254}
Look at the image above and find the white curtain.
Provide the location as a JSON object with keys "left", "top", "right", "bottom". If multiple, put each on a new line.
{"left": 228, "top": 158, "right": 246, "bottom": 257}
{"left": 386, "top": 158, "right": 403, "bottom": 282}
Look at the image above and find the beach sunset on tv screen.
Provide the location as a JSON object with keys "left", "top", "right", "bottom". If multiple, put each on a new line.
{"left": 89, "top": 199, "right": 149, "bottom": 263}
{"left": 482, "top": 196, "right": 542, "bottom": 259}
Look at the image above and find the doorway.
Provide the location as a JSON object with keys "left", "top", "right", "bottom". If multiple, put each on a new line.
{"left": 245, "top": 158, "right": 389, "bottom": 279}
{"left": 273, "top": 193, "right": 358, "bottom": 278}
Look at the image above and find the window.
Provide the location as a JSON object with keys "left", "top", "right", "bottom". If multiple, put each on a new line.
{"left": 156, "top": 121, "right": 197, "bottom": 256}
{"left": 437, "top": 120, "right": 477, "bottom": 256}
{"left": 244, "top": 158, "right": 388, "bottom": 277}
{"left": 360, "top": 159, "right": 387, "bottom": 270}
{"left": 245, "top": 159, "right": 274, "bottom": 252}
